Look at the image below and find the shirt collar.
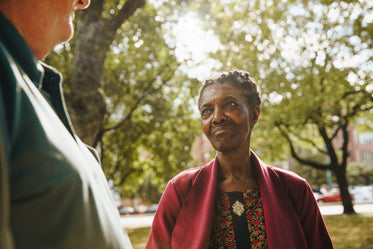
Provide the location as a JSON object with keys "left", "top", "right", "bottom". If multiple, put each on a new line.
{"left": 0, "top": 12, "right": 43, "bottom": 88}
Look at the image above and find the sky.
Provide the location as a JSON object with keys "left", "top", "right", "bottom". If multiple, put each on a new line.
{"left": 163, "top": 11, "right": 223, "bottom": 81}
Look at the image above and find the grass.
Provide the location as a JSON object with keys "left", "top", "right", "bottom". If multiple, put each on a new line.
{"left": 324, "top": 213, "right": 373, "bottom": 249}
{"left": 127, "top": 214, "right": 373, "bottom": 249}
{"left": 127, "top": 227, "right": 151, "bottom": 249}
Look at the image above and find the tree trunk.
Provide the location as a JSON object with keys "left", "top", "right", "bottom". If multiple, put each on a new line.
{"left": 334, "top": 166, "right": 355, "bottom": 214}
{"left": 68, "top": 15, "right": 112, "bottom": 146}
{"left": 66, "top": 0, "right": 145, "bottom": 146}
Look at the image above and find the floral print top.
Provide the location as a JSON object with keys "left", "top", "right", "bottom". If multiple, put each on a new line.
{"left": 208, "top": 186, "right": 268, "bottom": 249}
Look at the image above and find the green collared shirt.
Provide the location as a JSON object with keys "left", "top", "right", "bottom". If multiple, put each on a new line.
{"left": 0, "top": 13, "right": 132, "bottom": 249}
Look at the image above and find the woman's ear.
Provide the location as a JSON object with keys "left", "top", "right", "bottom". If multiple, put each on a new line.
{"left": 249, "top": 105, "right": 260, "bottom": 129}
{"left": 252, "top": 106, "right": 260, "bottom": 121}
{"left": 249, "top": 106, "right": 260, "bottom": 134}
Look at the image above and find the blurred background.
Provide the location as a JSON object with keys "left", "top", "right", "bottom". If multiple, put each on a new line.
{"left": 45, "top": 0, "right": 373, "bottom": 248}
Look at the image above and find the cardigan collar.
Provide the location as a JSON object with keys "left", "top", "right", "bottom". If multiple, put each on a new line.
{"left": 172, "top": 158, "right": 218, "bottom": 249}
{"left": 171, "top": 151, "right": 308, "bottom": 249}
{"left": 254, "top": 152, "right": 308, "bottom": 249}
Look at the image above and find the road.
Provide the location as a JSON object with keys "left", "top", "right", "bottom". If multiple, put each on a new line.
{"left": 121, "top": 203, "right": 373, "bottom": 229}
{"left": 121, "top": 214, "right": 154, "bottom": 229}
{"left": 318, "top": 202, "right": 373, "bottom": 215}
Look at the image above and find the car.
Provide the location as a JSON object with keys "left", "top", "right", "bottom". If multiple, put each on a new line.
{"left": 312, "top": 191, "right": 321, "bottom": 201}
{"left": 135, "top": 205, "right": 149, "bottom": 214}
{"left": 317, "top": 188, "right": 355, "bottom": 203}
{"left": 118, "top": 206, "right": 135, "bottom": 215}
{"left": 144, "top": 204, "right": 158, "bottom": 213}
{"left": 317, "top": 193, "right": 341, "bottom": 203}
{"left": 317, "top": 188, "right": 341, "bottom": 203}
{"left": 349, "top": 186, "right": 373, "bottom": 202}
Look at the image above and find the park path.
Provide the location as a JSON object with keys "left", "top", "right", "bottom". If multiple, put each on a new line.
{"left": 121, "top": 203, "right": 373, "bottom": 229}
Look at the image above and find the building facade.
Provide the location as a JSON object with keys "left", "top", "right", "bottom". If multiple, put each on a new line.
{"left": 347, "top": 125, "right": 373, "bottom": 166}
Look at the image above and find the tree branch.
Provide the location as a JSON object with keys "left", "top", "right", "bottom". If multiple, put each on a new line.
{"left": 331, "top": 126, "right": 342, "bottom": 140}
{"left": 107, "top": 0, "right": 146, "bottom": 32}
{"left": 82, "top": 0, "right": 105, "bottom": 20}
{"left": 119, "top": 168, "right": 139, "bottom": 185}
{"left": 92, "top": 63, "right": 177, "bottom": 147}
{"left": 275, "top": 120, "right": 326, "bottom": 154}
{"left": 107, "top": 160, "right": 122, "bottom": 180}
{"left": 291, "top": 132, "right": 328, "bottom": 155}
{"left": 275, "top": 123, "right": 330, "bottom": 170}
{"left": 341, "top": 122, "right": 350, "bottom": 169}
{"left": 103, "top": 66, "right": 174, "bottom": 132}
{"left": 318, "top": 125, "right": 339, "bottom": 167}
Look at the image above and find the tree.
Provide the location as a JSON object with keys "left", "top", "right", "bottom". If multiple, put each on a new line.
{"left": 200, "top": 0, "right": 373, "bottom": 214}
{"left": 97, "top": 3, "right": 201, "bottom": 197}
{"left": 347, "top": 162, "right": 373, "bottom": 186}
{"left": 46, "top": 2, "right": 201, "bottom": 198}
{"left": 67, "top": 0, "right": 146, "bottom": 146}
{"left": 268, "top": 0, "right": 372, "bottom": 214}
{"left": 289, "top": 148, "right": 334, "bottom": 188}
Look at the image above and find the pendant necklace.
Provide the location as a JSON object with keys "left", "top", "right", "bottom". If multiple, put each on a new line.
{"left": 232, "top": 200, "right": 245, "bottom": 216}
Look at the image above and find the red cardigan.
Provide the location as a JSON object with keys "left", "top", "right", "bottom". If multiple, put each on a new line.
{"left": 146, "top": 152, "right": 333, "bottom": 249}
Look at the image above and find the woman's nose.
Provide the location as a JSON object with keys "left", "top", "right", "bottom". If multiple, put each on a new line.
{"left": 212, "top": 108, "right": 227, "bottom": 125}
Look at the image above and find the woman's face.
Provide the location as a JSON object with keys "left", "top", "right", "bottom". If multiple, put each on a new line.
{"left": 199, "top": 82, "right": 259, "bottom": 153}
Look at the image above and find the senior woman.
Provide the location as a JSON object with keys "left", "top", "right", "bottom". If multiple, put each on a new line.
{"left": 146, "top": 71, "right": 333, "bottom": 249}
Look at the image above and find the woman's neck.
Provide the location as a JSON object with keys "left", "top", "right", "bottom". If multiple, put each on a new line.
{"left": 217, "top": 151, "right": 251, "bottom": 175}
{"left": 216, "top": 150, "right": 257, "bottom": 192}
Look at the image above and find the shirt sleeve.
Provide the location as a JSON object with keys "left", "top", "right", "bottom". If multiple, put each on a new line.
{"left": 298, "top": 182, "right": 334, "bottom": 249}
{"left": 145, "top": 180, "right": 183, "bottom": 249}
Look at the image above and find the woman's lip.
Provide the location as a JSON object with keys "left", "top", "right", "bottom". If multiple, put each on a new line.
{"left": 213, "top": 129, "right": 230, "bottom": 136}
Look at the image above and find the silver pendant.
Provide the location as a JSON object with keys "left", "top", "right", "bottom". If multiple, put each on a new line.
{"left": 232, "top": 200, "right": 245, "bottom": 216}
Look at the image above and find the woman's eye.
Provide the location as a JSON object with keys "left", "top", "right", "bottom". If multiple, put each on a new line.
{"left": 201, "top": 109, "right": 212, "bottom": 117}
{"left": 226, "top": 101, "right": 237, "bottom": 107}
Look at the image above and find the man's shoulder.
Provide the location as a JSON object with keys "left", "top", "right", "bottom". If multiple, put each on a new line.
{"left": 0, "top": 40, "right": 25, "bottom": 88}
{"left": 0, "top": 41, "right": 18, "bottom": 120}
{"left": 0, "top": 41, "right": 13, "bottom": 73}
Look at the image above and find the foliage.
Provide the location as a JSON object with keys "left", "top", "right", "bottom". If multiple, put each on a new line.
{"left": 46, "top": 2, "right": 201, "bottom": 199}
{"left": 200, "top": 0, "right": 373, "bottom": 214}
{"left": 290, "top": 150, "right": 373, "bottom": 188}
{"left": 347, "top": 162, "right": 373, "bottom": 186}
{"left": 289, "top": 148, "right": 333, "bottom": 187}
{"left": 97, "top": 4, "right": 200, "bottom": 198}
{"left": 44, "top": 0, "right": 373, "bottom": 203}
{"left": 250, "top": 114, "right": 290, "bottom": 163}
{"left": 68, "top": 0, "right": 147, "bottom": 145}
